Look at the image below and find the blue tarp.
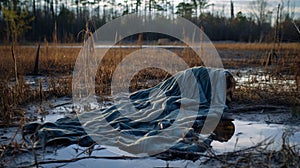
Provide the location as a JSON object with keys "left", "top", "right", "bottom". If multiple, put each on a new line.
{"left": 23, "top": 66, "right": 229, "bottom": 156}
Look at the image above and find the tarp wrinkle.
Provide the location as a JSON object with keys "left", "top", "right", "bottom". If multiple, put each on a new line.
{"left": 23, "top": 66, "right": 229, "bottom": 153}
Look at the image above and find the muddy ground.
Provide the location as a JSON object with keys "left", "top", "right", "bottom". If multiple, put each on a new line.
{"left": 0, "top": 45, "right": 299, "bottom": 167}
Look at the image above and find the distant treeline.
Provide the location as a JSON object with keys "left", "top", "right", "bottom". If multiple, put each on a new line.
{"left": 0, "top": 0, "right": 299, "bottom": 43}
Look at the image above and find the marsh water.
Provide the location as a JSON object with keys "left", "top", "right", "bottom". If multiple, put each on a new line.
{"left": 2, "top": 114, "right": 300, "bottom": 167}
{"left": 1, "top": 46, "right": 299, "bottom": 167}
{"left": 1, "top": 94, "right": 300, "bottom": 167}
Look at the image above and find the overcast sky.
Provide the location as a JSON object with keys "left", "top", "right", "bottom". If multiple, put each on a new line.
{"left": 112, "top": 0, "right": 300, "bottom": 19}
{"left": 207, "top": 0, "right": 300, "bottom": 19}
{"left": 109, "top": 0, "right": 300, "bottom": 19}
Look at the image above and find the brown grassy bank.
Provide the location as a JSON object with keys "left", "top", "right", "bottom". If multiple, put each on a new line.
{"left": 0, "top": 43, "right": 299, "bottom": 126}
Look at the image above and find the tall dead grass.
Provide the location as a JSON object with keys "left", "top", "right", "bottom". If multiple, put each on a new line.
{"left": 0, "top": 45, "right": 76, "bottom": 126}
{"left": 214, "top": 42, "right": 300, "bottom": 50}
{"left": 203, "top": 135, "right": 300, "bottom": 168}
{"left": 0, "top": 42, "right": 299, "bottom": 126}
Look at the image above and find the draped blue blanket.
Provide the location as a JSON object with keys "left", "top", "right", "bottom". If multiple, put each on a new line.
{"left": 23, "top": 66, "right": 228, "bottom": 155}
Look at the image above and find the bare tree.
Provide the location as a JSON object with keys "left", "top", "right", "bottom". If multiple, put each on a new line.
{"left": 250, "top": 0, "right": 268, "bottom": 25}
{"left": 250, "top": 0, "right": 268, "bottom": 42}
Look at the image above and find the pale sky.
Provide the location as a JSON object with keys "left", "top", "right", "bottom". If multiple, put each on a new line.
{"left": 112, "top": 0, "right": 300, "bottom": 19}
{"left": 208, "top": 0, "right": 300, "bottom": 19}
{"left": 100, "top": 0, "right": 300, "bottom": 19}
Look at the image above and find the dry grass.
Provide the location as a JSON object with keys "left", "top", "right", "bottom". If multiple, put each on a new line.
{"left": 0, "top": 42, "right": 299, "bottom": 167}
{"left": 0, "top": 45, "right": 79, "bottom": 78}
{"left": 2, "top": 132, "right": 297, "bottom": 167}
{"left": 0, "top": 45, "right": 76, "bottom": 126}
{"left": 214, "top": 42, "right": 300, "bottom": 50}
{"left": 203, "top": 135, "right": 300, "bottom": 168}
{"left": 230, "top": 47, "right": 300, "bottom": 106}
{"left": 0, "top": 42, "right": 299, "bottom": 126}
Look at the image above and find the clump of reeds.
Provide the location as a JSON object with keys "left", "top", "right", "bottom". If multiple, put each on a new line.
{"left": 214, "top": 42, "right": 300, "bottom": 51}
{"left": 202, "top": 135, "right": 300, "bottom": 167}
{"left": 0, "top": 42, "right": 299, "bottom": 126}
{"left": 0, "top": 44, "right": 77, "bottom": 126}
{"left": 228, "top": 44, "right": 300, "bottom": 106}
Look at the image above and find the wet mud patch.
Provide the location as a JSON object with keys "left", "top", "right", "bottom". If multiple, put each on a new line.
{"left": 1, "top": 101, "right": 300, "bottom": 167}
{"left": 229, "top": 104, "right": 300, "bottom": 125}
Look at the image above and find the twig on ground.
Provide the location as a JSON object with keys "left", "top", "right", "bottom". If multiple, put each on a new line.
{"left": 228, "top": 104, "right": 288, "bottom": 113}
{"left": 26, "top": 155, "right": 147, "bottom": 167}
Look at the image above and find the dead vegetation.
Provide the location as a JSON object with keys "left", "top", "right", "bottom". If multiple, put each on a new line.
{"left": 0, "top": 42, "right": 299, "bottom": 166}
{"left": 0, "top": 42, "right": 299, "bottom": 126}
{"left": 203, "top": 135, "right": 300, "bottom": 168}
{"left": 214, "top": 43, "right": 300, "bottom": 51}
{"left": 1, "top": 128, "right": 298, "bottom": 167}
